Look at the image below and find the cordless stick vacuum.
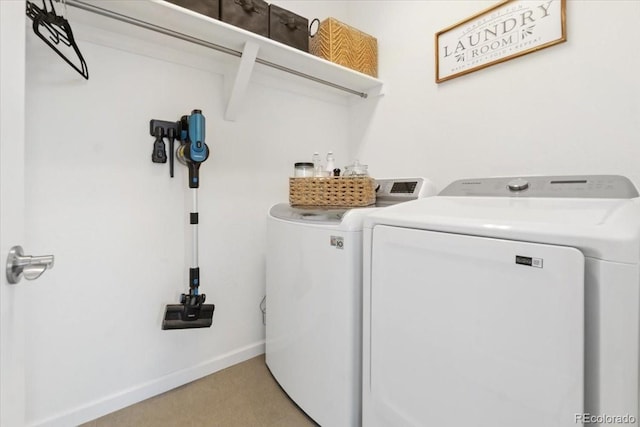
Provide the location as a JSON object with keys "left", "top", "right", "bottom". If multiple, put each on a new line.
{"left": 150, "top": 109, "right": 215, "bottom": 330}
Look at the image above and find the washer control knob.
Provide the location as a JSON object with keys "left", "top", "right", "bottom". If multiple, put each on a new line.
{"left": 507, "top": 178, "right": 529, "bottom": 192}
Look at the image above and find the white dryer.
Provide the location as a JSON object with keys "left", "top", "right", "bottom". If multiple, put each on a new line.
{"left": 362, "top": 175, "right": 640, "bottom": 427}
{"left": 266, "top": 178, "right": 436, "bottom": 427}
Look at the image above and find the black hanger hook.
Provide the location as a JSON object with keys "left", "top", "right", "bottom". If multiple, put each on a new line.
{"left": 26, "top": 0, "right": 89, "bottom": 80}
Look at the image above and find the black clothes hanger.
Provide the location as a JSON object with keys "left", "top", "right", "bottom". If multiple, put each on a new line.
{"left": 26, "top": 0, "right": 89, "bottom": 80}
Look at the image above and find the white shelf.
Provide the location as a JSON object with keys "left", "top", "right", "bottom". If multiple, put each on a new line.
{"left": 66, "top": 0, "right": 384, "bottom": 120}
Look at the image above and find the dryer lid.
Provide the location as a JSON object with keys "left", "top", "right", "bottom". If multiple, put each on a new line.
{"left": 439, "top": 175, "right": 639, "bottom": 198}
{"left": 365, "top": 175, "right": 640, "bottom": 263}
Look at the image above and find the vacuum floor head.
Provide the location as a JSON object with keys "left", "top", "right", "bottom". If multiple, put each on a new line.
{"left": 162, "top": 303, "right": 215, "bottom": 330}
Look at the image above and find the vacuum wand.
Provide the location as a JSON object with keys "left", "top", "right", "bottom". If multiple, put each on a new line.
{"left": 191, "top": 188, "right": 199, "bottom": 269}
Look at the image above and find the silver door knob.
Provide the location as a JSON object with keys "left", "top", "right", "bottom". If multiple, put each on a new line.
{"left": 6, "top": 246, "right": 54, "bottom": 284}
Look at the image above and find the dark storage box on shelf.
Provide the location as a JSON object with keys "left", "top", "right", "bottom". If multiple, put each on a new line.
{"left": 165, "top": 0, "right": 220, "bottom": 20}
{"left": 220, "top": 0, "right": 269, "bottom": 38}
{"left": 269, "top": 4, "right": 309, "bottom": 52}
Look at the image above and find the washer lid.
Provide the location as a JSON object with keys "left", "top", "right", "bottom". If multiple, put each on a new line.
{"left": 269, "top": 203, "right": 348, "bottom": 224}
{"left": 268, "top": 177, "right": 437, "bottom": 228}
{"left": 365, "top": 176, "right": 640, "bottom": 263}
{"left": 269, "top": 203, "right": 381, "bottom": 231}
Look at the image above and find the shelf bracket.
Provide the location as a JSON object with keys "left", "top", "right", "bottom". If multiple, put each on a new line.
{"left": 224, "top": 41, "right": 260, "bottom": 122}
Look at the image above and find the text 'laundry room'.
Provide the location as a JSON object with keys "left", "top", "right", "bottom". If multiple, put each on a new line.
{"left": 1, "top": 0, "right": 639, "bottom": 426}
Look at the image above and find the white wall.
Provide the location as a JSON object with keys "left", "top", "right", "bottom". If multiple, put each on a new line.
{"left": 347, "top": 0, "right": 640, "bottom": 191}
{"left": 22, "top": 2, "right": 350, "bottom": 425}
{"left": 18, "top": 0, "right": 640, "bottom": 425}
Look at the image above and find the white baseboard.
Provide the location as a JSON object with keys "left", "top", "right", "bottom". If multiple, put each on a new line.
{"left": 30, "top": 341, "right": 265, "bottom": 427}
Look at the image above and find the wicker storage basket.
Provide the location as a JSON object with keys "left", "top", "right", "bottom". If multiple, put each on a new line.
{"left": 289, "top": 176, "right": 376, "bottom": 208}
{"left": 309, "top": 17, "right": 378, "bottom": 77}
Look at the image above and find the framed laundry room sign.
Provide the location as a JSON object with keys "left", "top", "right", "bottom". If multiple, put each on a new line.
{"left": 435, "top": 0, "right": 566, "bottom": 83}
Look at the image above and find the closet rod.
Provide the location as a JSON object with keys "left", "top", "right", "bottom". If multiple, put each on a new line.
{"left": 65, "top": 0, "right": 368, "bottom": 98}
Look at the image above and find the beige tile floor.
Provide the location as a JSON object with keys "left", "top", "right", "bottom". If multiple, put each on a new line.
{"left": 82, "top": 354, "right": 318, "bottom": 427}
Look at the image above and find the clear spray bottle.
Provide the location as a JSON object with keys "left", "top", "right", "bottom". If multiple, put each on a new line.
{"left": 312, "top": 152, "right": 323, "bottom": 177}
{"left": 325, "top": 151, "right": 336, "bottom": 174}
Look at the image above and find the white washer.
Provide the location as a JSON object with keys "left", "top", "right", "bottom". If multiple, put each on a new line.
{"left": 362, "top": 175, "right": 640, "bottom": 427}
{"left": 266, "top": 178, "right": 436, "bottom": 427}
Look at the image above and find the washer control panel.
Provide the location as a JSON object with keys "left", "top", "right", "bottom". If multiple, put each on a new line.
{"left": 376, "top": 178, "right": 422, "bottom": 197}
{"left": 439, "top": 175, "right": 639, "bottom": 198}
{"left": 376, "top": 178, "right": 432, "bottom": 206}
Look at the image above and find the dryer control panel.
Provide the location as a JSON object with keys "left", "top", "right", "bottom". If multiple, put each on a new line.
{"left": 439, "top": 175, "right": 639, "bottom": 198}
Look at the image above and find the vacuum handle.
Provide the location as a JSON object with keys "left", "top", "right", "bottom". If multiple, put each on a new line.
{"left": 188, "top": 162, "right": 201, "bottom": 188}
{"left": 188, "top": 111, "right": 207, "bottom": 162}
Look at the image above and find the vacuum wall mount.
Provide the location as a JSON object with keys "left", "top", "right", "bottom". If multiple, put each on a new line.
{"left": 150, "top": 110, "right": 214, "bottom": 330}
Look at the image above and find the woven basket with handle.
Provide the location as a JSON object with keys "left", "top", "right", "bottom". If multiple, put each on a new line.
{"left": 309, "top": 18, "right": 378, "bottom": 78}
